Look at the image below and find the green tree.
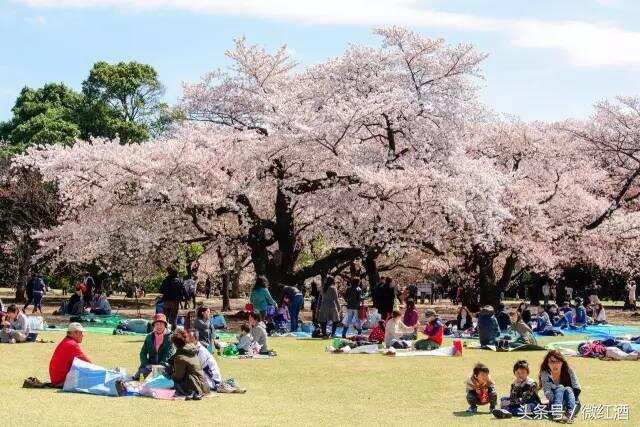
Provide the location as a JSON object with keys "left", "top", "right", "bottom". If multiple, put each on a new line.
{"left": 0, "top": 83, "right": 82, "bottom": 153}
{"left": 81, "top": 61, "right": 165, "bottom": 143}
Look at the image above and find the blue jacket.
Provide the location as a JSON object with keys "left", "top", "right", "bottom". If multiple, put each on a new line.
{"left": 477, "top": 308, "right": 501, "bottom": 346}
{"left": 574, "top": 306, "right": 587, "bottom": 324}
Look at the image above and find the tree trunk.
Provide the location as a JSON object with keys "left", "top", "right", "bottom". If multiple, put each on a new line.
{"left": 496, "top": 253, "right": 518, "bottom": 296}
{"left": 363, "top": 250, "right": 380, "bottom": 291}
{"left": 221, "top": 272, "right": 231, "bottom": 311}
{"left": 475, "top": 248, "right": 498, "bottom": 307}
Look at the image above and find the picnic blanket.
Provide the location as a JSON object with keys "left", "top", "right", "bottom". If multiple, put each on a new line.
{"left": 388, "top": 346, "right": 457, "bottom": 357}
{"left": 467, "top": 343, "right": 547, "bottom": 352}
{"left": 545, "top": 324, "right": 640, "bottom": 339}
{"left": 220, "top": 354, "right": 273, "bottom": 360}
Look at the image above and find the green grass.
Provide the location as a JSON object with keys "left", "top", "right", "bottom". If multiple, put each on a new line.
{"left": 2, "top": 332, "right": 639, "bottom": 426}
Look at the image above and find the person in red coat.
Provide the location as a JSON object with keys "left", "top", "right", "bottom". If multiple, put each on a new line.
{"left": 49, "top": 323, "right": 91, "bottom": 387}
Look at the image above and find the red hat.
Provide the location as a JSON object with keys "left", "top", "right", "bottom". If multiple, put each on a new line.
{"left": 152, "top": 313, "right": 168, "bottom": 327}
{"left": 244, "top": 303, "right": 254, "bottom": 312}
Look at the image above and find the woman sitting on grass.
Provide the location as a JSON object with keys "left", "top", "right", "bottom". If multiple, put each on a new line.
{"left": 456, "top": 305, "right": 474, "bottom": 332}
{"left": 195, "top": 306, "right": 215, "bottom": 349}
{"left": 402, "top": 299, "right": 419, "bottom": 327}
{"left": 538, "top": 350, "right": 581, "bottom": 423}
{"left": 171, "top": 328, "right": 211, "bottom": 400}
{"left": 414, "top": 309, "right": 443, "bottom": 350}
{"left": 384, "top": 310, "right": 417, "bottom": 348}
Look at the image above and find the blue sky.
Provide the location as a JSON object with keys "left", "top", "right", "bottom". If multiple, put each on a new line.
{"left": 2, "top": 0, "right": 640, "bottom": 122}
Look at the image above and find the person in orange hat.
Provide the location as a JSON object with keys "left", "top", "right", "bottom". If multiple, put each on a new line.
{"left": 135, "top": 313, "right": 175, "bottom": 380}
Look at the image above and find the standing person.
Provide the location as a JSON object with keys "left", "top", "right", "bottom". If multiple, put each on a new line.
{"left": 406, "top": 282, "right": 418, "bottom": 303}
{"left": 342, "top": 278, "right": 364, "bottom": 338}
{"left": 160, "top": 266, "right": 185, "bottom": 330}
{"left": 378, "top": 277, "right": 397, "bottom": 320}
{"left": 539, "top": 350, "right": 581, "bottom": 422}
{"left": 542, "top": 281, "right": 551, "bottom": 306}
{"left": 249, "top": 276, "right": 277, "bottom": 317}
{"left": 565, "top": 285, "right": 573, "bottom": 302}
{"left": 48, "top": 323, "right": 91, "bottom": 387}
{"left": 317, "top": 276, "right": 341, "bottom": 338}
{"left": 204, "top": 277, "right": 212, "bottom": 300}
{"left": 282, "top": 284, "right": 304, "bottom": 332}
{"left": 425, "top": 280, "right": 434, "bottom": 305}
{"left": 136, "top": 313, "right": 174, "bottom": 380}
{"left": 310, "top": 281, "right": 320, "bottom": 328}
{"left": 626, "top": 280, "right": 637, "bottom": 310}
{"left": 30, "top": 273, "right": 46, "bottom": 315}
{"left": 23, "top": 272, "right": 36, "bottom": 312}
{"left": 183, "top": 275, "right": 197, "bottom": 309}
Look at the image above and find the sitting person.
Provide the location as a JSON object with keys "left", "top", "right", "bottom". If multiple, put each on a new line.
{"left": 62, "top": 285, "right": 85, "bottom": 316}
{"left": 170, "top": 328, "right": 210, "bottom": 400}
{"left": 192, "top": 332, "right": 223, "bottom": 391}
{"left": 592, "top": 303, "right": 607, "bottom": 324}
{"left": 456, "top": 305, "right": 474, "bottom": 332}
{"left": 533, "top": 305, "right": 552, "bottom": 333}
{"left": 195, "top": 306, "right": 215, "bottom": 350}
{"left": 248, "top": 311, "right": 271, "bottom": 355}
{"left": 136, "top": 313, "right": 174, "bottom": 380}
{"left": 465, "top": 362, "right": 497, "bottom": 413}
{"left": 1, "top": 304, "right": 31, "bottom": 343}
{"left": 49, "top": 323, "right": 91, "bottom": 387}
{"left": 402, "top": 299, "right": 419, "bottom": 328}
{"left": 539, "top": 350, "right": 581, "bottom": 422}
{"left": 90, "top": 292, "right": 111, "bottom": 315}
{"left": 559, "top": 301, "right": 572, "bottom": 315}
{"left": 571, "top": 298, "right": 587, "bottom": 327}
{"left": 236, "top": 323, "right": 254, "bottom": 355}
{"left": 384, "top": 310, "right": 417, "bottom": 348}
{"left": 493, "top": 360, "right": 540, "bottom": 419}
{"left": 495, "top": 303, "right": 512, "bottom": 332}
{"left": 415, "top": 309, "right": 443, "bottom": 350}
{"left": 477, "top": 305, "right": 500, "bottom": 347}
{"left": 368, "top": 320, "right": 386, "bottom": 344}
{"left": 513, "top": 314, "right": 537, "bottom": 345}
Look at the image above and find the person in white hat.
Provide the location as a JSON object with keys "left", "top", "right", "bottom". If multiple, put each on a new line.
{"left": 48, "top": 322, "right": 91, "bottom": 387}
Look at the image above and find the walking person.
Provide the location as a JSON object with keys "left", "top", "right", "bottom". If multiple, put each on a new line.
{"left": 160, "top": 266, "right": 186, "bottom": 330}
{"left": 22, "top": 272, "right": 36, "bottom": 312}
{"left": 205, "top": 277, "right": 212, "bottom": 300}
{"left": 542, "top": 280, "right": 551, "bottom": 307}
{"left": 31, "top": 273, "right": 46, "bottom": 315}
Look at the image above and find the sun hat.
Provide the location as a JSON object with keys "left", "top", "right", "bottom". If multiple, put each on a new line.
{"left": 152, "top": 313, "right": 168, "bottom": 327}
{"left": 424, "top": 309, "right": 437, "bottom": 318}
{"left": 68, "top": 322, "right": 85, "bottom": 333}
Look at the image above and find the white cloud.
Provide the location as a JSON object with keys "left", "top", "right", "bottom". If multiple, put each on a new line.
{"left": 25, "top": 14, "right": 47, "bottom": 24}
{"left": 11, "top": 0, "right": 640, "bottom": 67}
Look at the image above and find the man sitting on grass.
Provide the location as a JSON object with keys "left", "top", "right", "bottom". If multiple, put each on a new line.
{"left": 49, "top": 323, "right": 91, "bottom": 387}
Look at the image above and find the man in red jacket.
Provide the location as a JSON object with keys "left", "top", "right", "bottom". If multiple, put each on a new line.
{"left": 49, "top": 322, "right": 91, "bottom": 387}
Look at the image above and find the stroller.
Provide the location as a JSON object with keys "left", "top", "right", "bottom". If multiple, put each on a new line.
{"left": 265, "top": 305, "right": 289, "bottom": 335}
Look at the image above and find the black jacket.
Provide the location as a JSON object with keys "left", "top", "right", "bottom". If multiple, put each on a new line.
{"left": 344, "top": 285, "right": 363, "bottom": 310}
{"left": 160, "top": 276, "right": 186, "bottom": 302}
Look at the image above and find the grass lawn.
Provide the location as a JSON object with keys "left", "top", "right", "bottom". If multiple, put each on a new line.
{"left": 2, "top": 332, "right": 639, "bottom": 426}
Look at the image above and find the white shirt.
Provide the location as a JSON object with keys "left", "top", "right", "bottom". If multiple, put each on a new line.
{"left": 542, "top": 284, "right": 550, "bottom": 296}
{"left": 196, "top": 342, "right": 222, "bottom": 387}
{"left": 629, "top": 284, "right": 637, "bottom": 302}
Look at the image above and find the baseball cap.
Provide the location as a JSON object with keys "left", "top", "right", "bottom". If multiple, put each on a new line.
{"left": 68, "top": 322, "right": 85, "bottom": 333}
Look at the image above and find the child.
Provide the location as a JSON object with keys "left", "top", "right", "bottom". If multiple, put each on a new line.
{"left": 414, "top": 309, "right": 443, "bottom": 350}
{"left": 493, "top": 360, "right": 540, "bottom": 419}
{"left": 368, "top": 320, "right": 385, "bottom": 344}
{"left": 465, "top": 363, "right": 497, "bottom": 413}
{"left": 236, "top": 323, "right": 253, "bottom": 355}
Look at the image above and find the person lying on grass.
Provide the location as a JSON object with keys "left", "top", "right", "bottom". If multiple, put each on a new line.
{"left": 384, "top": 310, "right": 418, "bottom": 348}
{"left": 465, "top": 362, "right": 497, "bottom": 414}
{"left": 414, "top": 309, "right": 443, "bottom": 351}
{"left": 49, "top": 322, "right": 91, "bottom": 387}
{"left": 539, "top": 350, "right": 581, "bottom": 423}
{"left": 136, "top": 313, "right": 174, "bottom": 380}
{"left": 170, "top": 328, "right": 210, "bottom": 400}
{"left": 493, "top": 360, "right": 540, "bottom": 419}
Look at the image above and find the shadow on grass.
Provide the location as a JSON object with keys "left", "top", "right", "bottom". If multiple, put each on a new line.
{"left": 452, "top": 410, "right": 478, "bottom": 417}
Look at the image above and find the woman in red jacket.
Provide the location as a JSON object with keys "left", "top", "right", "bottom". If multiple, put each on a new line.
{"left": 414, "top": 309, "right": 443, "bottom": 350}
